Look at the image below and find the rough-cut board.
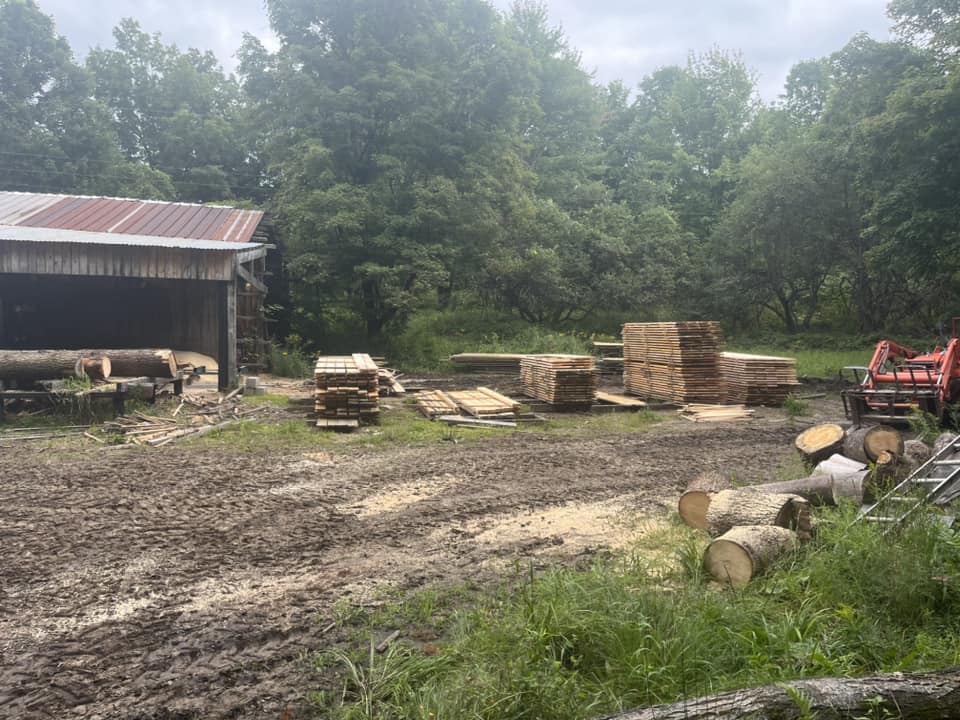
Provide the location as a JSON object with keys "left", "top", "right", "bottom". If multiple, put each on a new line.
{"left": 622, "top": 322, "right": 725, "bottom": 403}
{"left": 415, "top": 390, "right": 459, "bottom": 418}
{"left": 520, "top": 355, "right": 597, "bottom": 405}
{"left": 437, "top": 415, "right": 517, "bottom": 428}
{"left": 679, "top": 404, "right": 753, "bottom": 422}
{"left": 449, "top": 353, "right": 525, "bottom": 372}
{"left": 314, "top": 354, "right": 379, "bottom": 426}
{"left": 705, "top": 525, "right": 797, "bottom": 586}
{"left": 794, "top": 423, "right": 845, "bottom": 464}
{"left": 595, "top": 391, "right": 647, "bottom": 408}
{"left": 447, "top": 387, "right": 520, "bottom": 418}
{"left": 720, "top": 352, "right": 800, "bottom": 406}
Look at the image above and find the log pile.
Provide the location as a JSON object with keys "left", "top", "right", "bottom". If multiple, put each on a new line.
{"left": 449, "top": 353, "right": 525, "bottom": 372}
{"left": 720, "top": 352, "right": 800, "bottom": 405}
{"left": 520, "top": 355, "right": 597, "bottom": 406}
{"left": 314, "top": 354, "right": 380, "bottom": 427}
{"left": 622, "top": 322, "right": 725, "bottom": 403}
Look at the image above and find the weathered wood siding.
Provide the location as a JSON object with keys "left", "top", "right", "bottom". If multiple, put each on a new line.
{"left": 0, "top": 240, "right": 235, "bottom": 281}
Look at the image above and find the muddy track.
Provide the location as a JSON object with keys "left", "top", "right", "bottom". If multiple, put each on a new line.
{"left": 0, "top": 418, "right": 799, "bottom": 719}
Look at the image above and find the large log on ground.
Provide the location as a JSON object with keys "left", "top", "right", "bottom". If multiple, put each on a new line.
{"left": 795, "top": 424, "right": 844, "bottom": 464}
{"left": 677, "top": 472, "right": 731, "bottom": 529}
{"left": 814, "top": 453, "right": 867, "bottom": 477}
{"left": 747, "top": 472, "right": 866, "bottom": 506}
{"left": 704, "top": 525, "right": 796, "bottom": 586}
{"left": 78, "top": 349, "right": 178, "bottom": 378}
{"left": 593, "top": 667, "right": 960, "bottom": 720}
{"left": 844, "top": 425, "right": 903, "bottom": 463}
{"left": 705, "top": 490, "right": 809, "bottom": 537}
{"left": 0, "top": 350, "right": 111, "bottom": 382}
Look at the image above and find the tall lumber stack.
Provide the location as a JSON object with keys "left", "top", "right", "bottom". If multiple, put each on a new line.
{"left": 720, "top": 352, "right": 800, "bottom": 405}
{"left": 520, "top": 355, "right": 597, "bottom": 406}
{"left": 622, "top": 322, "right": 725, "bottom": 403}
{"left": 314, "top": 354, "right": 379, "bottom": 425}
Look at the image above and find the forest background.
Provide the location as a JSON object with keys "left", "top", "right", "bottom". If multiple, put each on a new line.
{"left": 2, "top": 0, "right": 958, "bottom": 370}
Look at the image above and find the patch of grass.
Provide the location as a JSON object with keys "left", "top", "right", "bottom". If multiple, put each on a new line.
{"left": 241, "top": 393, "right": 290, "bottom": 408}
{"left": 317, "top": 503, "right": 960, "bottom": 719}
{"left": 537, "top": 409, "right": 661, "bottom": 437}
{"left": 908, "top": 408, "right": 942, "bottom": 446}
{"left": 783, "top": 394, "right": 810, "bottom": 417}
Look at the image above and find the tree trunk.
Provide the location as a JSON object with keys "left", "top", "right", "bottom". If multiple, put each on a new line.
{"left": 78, "top": 349, "right": 178, "bottom": 379}
{"left": 593, "top": 667, "right": 960, "bottom": 720}
{"left": 814, "top": 453, "right": 866, "bottom": 477}
{"left": 795, "top": 424, "right": 845, "bottom": 464}
{"left": 677, "top": 472, "right": 731, "bottom": 530}
{"left": 705, "top": 490, "right": 809, "bottom": 537}
{"left": 704, "top": 525, "right": 796, "bottom": 586}
{"left": 844, "top": 425, "right": 903, "bottom": 463}
{"left": 747, "top": 472, "right": 865, "bottom": 506}
{"left": 0, "top": 350, "right": 112, "bottom": 383}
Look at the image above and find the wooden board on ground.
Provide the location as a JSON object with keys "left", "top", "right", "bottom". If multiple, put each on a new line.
{"left": 447, "top": 387, "right": 520, "bottom": 418}
{"left": 595, "top": 391, "right": 647, "bottom": 408}
{"left": 679, "top": 404, "right": 753, "bottom": 422}
{"left": 316, "top": 418, "right": 360, "bottom": 429}
{"left": 436, "top": 415, "right": 517, "bottom": 428}
{"left": 415, "top": 390, "right": 459, "bottom": 418}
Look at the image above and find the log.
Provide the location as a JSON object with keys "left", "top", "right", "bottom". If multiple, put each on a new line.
{"left": 794, "top": 423, "right": 844, "bottom": 464}
{"left": 904, "top": 438, "right": 933, "bottom": 466}
{"left": 844, "top": 425, "right": 903, "bottom": 464}
{"left": 705, "top": 490, "right": 809, "bottom": 537}
{"left": 78, "top": 348, "right": 178, "bottom": 378}
{"left": 593, "top": 667, "right": 960, "bottom": 720}
{"left": 677, "top": 472, "right": 731, "bottom": 529}
{"left": 747, "top": 472, "right": 866, "bottom": 506}
{"left": 704, "top": 525, "right": 796, "bottom": 586}
{"left": 933, "top": 432, "right": 958, "bottom": 455}
{"left": 0, "top": 350, "right": 111, "bottom": 382}
{"left": 814, "top": 453, "right": 867, "bottom": 477}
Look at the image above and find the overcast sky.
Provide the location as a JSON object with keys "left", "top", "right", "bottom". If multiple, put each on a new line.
{"left": 37, "top": 0, "right": 892, "bottom": 99}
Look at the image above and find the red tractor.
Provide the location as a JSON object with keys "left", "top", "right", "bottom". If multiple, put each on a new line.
{"left": 842, "top": 319, "right": 960, "bottom": 425}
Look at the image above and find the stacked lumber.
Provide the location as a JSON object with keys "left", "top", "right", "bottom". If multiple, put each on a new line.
{"left": 720, "top": 352, "right": 800, "bottom": 405}
{"left": 679, "top": 404, "right": 754, "bottom": 422}
{"left": 622, "top": 322, "right": 725, "bottom": 403}
{"left": 520, "top": 355, "right": 597, "bottom": 406}
{"left": 415, "top": 390, "right": 460, "bottom": 419}
{"left": 447, "top": 387, "right": 519, "bottom": 418}
{"left": 314, "top": 354, "right": 380, "bottom": 427}
{"left": 449, "top": 353, "right": 525, "bottom": 372}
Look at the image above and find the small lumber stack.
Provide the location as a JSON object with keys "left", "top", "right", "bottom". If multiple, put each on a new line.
{"left": 720, "top": 352, "right": 800, "bottom": 405}
{"left": 449, "top": 353, "right": 525, "bottom": 372}
{"left": 679, "top": 404, "right": 754, "bottom": 422}
{"left": 447, "top": 387, "right": 520, "bottom": 418}
{"left": 520, "top": 354, "right": 597, "bottom": 406}
{"left": 622, "top": 321, "right": 725, "bottom": 403}
{"left": 415, "top": 390, "right": 459, "bottom": 419}
{"left": 314, "top": 354, "right": 380, "bottom": 428}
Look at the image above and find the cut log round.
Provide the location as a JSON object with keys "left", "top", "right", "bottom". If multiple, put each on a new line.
{"left": 705, "top": 490, "right": 808, "bottom": 537}
{"left": 843, "top": 426, "right": 872, "bottom": 463}
{"left": 0, "top": 350, "right": 109, "bottom": 383}
{"left": 863, "top": 425, "right": 904, "bottom": 461}
{"left": 795, "top": 424, "right": 844, "bottom": 464}
{"left": 704, "top": 525, "right": 796, "bottom": 586}
{"left": 677, "top": 472, "right": 731, "bottom": 529}
{"left": 78, "top": 349, "right": 178, "bottom": 379}
{"left": 933, "top": 432, "right": 958, "bottom": 455}
{"left": 594, "top": 667, "right": 960, "bottom": 720}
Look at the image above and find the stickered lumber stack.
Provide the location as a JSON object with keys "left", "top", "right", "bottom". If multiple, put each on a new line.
{"left": 720, "top": 352, "right": 800, "bottom": 405}
{"left": 520, "top": 355, "right": 597, "bottom": 406}
{"left": 314, "top": 354, "right": 380, "bottom": 426}
{"left": 449, "top": 353, "right": 525, "bottom": 372}
{"left": 622, "top": 322, "right": 725, "bottom": 403}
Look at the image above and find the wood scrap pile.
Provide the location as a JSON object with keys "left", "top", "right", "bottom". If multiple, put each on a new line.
{"left": 721, "top": 352, "right": 800, "bottom": 405}
{"left": 449, "top": 353, "right": 525, "bottom": 372}
{"left": 314, "top": 354, "right": 380, "bottom": 428}
{"left": 679, "top": 403, "right": 754, "bottom": 422}
{"left": 377, "top": 367, "right": 406, "bottom": 396}
{"left": 622, "top": 321, "right": 725, "bottom": 403}
{"left": 102, "top": 401, "right": 269, "bottom": 446}
{"left": 520, "top": 355, "right": 597, "bottom": 406}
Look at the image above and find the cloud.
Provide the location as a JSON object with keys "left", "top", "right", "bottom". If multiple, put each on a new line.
{"left": 36, "top": 0, "right": 891, "bottom": 96}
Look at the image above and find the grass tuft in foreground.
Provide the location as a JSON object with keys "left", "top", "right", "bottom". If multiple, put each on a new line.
{"left": 316, "top": 504, "right": 960, "bottom": 719}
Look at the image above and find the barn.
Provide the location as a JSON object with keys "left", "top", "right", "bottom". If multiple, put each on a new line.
{"left": 0, "top": 192, "right": 273, "bottom": 390}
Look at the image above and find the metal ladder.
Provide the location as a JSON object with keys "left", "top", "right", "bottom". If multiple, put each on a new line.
{"left": 856, "top": 436, "right": 960, "bottom": 528}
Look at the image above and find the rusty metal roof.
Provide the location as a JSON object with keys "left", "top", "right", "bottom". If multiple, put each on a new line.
{"left": 0, "top": 192, "right": 264, "bottom": 245}
{"left": 0, "top": 224, "right": 263, "bottom": 251}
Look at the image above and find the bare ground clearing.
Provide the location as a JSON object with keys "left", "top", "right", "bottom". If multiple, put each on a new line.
{"left": 0, "top": 404, "right": 813, "bottom": 719}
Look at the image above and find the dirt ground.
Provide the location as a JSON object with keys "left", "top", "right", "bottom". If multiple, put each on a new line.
{"left": 0, "top": 391, "right": 837, "bottom": 719}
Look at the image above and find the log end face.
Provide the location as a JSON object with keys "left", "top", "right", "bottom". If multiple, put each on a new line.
{"left": 705, "top": 539, "right": 753, "bottom": 586}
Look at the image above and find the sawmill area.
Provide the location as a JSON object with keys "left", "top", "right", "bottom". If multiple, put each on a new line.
{"left": 0, "top": 381, "right": 835, "bottom": 719}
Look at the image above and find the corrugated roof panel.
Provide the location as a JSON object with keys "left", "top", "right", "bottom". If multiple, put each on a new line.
{"left": 0, "top": 191, "right": 264, "bottom": 245}
{"left": 0, "top": 224, "right": 263, "bottom": 250}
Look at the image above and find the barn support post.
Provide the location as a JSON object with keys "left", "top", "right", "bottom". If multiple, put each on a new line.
{"left": 218, "top": 278, "right": 237, "bottom": 391}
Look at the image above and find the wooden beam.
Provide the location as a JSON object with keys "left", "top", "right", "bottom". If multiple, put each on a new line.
{"left": 236, "top": 262, "right": 268, "bottom": 294}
